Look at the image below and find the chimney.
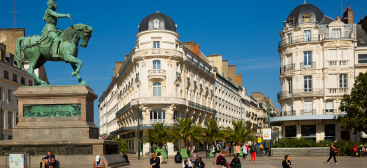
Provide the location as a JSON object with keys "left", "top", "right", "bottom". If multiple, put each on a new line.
{"left": 235, "top": 73, "right": 242, "bottom": 86}
{"left": 342, "top": 3, "right": 353, "bottom": 24}
{"left": 190, "top": 44, "right": 200, "bottom": 57}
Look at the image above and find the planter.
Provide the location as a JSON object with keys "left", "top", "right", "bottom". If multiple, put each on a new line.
{"left": 156, "top": 149, "right": 168, "bottom": 159}
{"left": 181, "top": 149, "right": 189, "bottom": 158}
{"left": 271, "top": 147, "right": 330, "bottom": 157}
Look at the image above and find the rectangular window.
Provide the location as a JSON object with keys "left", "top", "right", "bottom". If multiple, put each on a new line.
{"left": 16, "top": 112, "right": 18, "bottom": 125}
{"left": 339, "top": 74, "right": 347, "bottom": 88}
{"left": 301, "top": 125, "right": 316, "bottom": 137}
{"left": 304, "top": 101, "right": 312, "bottom": 113}
{"left": 326, "top": 100, "right": 334, "bottom": 113}
{"left": 304, "top": 30, "right": 311, "bottom": 41}
{"left": 304, "top": 76, "right": 312, "bottom": 92}
{"left": 29, "top": 80, "right": 33, "bottom": 86}
{"left": 0, "top": 88, "right": 2, "bottom": 100}
{"left": 287, "top": 33, "right": 292, "bottom": 44}
{"left": 8, "top": 111, "right": 13, "bottom": 129}
{"left": 153, "top": 41, "right": 160, "bottom": 48}
{"left": 13, "top": 74, "right": 17, "bottom": 82}
{"left": 287, "top": 78, "right": 292, "bottom": 95}
{"left": 332, "top": 29, "right": 341, "bottom": 38}
{"left": 304, "top": 52, "right": 312, "bottom": 68}
{"left": 285, "top": 125, "right": 297, "bottom": 137}
{"left": 21, "top": 77, "right": 25, "bottom": 85}
{"left": 358, "top": 54, "right": 367, "bottom": 63}
{"left": 153, "top": 60, "right": 161, "bottom": 69}
{"left": 153, "top": 83, "right": 161, "bottom": 97}
{"left": 8, "top": 90, "right": 11, "bottom": 102}
{"left": 4, "top": 71, "right": 9, "bottom": 79}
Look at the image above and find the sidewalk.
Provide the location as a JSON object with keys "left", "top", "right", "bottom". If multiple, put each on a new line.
{"left": 127, "top": 151, "right": 367, "bottom": 168}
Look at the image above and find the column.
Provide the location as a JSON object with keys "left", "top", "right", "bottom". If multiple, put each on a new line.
{"left": 296, "top": 124, "right": 301, "bottom": 138}
{"left": 167, "top": 142, "right": 175, "bottom": 155}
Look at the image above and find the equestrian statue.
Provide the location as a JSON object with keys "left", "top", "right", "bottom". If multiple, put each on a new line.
{"left": 15, "top": 0, "right": 93, "bottom": 85}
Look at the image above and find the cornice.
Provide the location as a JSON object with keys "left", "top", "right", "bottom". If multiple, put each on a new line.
{"left": 136, "top": 29, "right": 180, "bottom": 39}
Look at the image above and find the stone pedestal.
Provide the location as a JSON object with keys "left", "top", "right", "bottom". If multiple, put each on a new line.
{"left": 167, "top": 142, "right": 175, "bottom": 155}
{"left": 0, "top": 85, "right": 128, "bottom": 168}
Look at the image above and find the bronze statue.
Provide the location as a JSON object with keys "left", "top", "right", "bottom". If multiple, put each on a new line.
{"left": 15, "top": 0, "right": 93, "bottom": 85}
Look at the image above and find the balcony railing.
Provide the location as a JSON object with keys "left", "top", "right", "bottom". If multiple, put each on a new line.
{"left": 281, "top": 63, "right": 295, "bottom": 73}
{"left": 326, "top": 60, "right": 349, "bottom": 67}
{"left": 300, "top": 62, "right": 316, "bottom": 69}
{"left": 301, "top": 109, "right": 316, "bottom": 115}
{"left": 283, "top": 110, "right": 296, "bottom": 116}
{"left": 322, "top": 33, "right": 352, "bottom": 40}
{"left": 326, "top": 87, "right": 350, "bottom": 95}
{"left": 323, "top": 109, "right": 338, "bottom": 115}
{"left": 278, "top": 35, "right": 320, "bottom": 48}
{"left": 116, "top": 102, "right": 131, "bottom": 117}
{"left": 148, "top": 69, "right": 166, "bottom": 79}
{"left": 277, "top": 88, "right": 323, "bottom": 99}
{"left": 188, "top": 101, "right": 217, "bottom": 114}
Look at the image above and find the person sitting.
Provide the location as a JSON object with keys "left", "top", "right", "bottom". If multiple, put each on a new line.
{"left": 190, "top": 150, "right": 198, "bottom": 165}
{"left": 229, "top": 155, "right": 241, "bottom": 167}
{"left": 48, "top": 158, "right": 59, "bottom": 168}
{"left": 42, "top": 151, "right": 55, "bottom": 168}
{"left": 175, "top": 151, "right": 183, "bottom": 163}
{"left": 93, "top": 155, "right": 105, "bottom": 168}
{"left": 182, "top": 159, "right": 192, "bottom": 168}
{"left": 122, "top": 152, "right": 129, "bottom": 163}
{"left": 195, "top": 157, "right": 205, "bottom": 168}
{"left": 150, "top": 152, "right": 160, "bottom": 168}
{"left": 216, "top": 151, "right": 227, "bottom": 167}
{"left": 157, "top": 152, "right": 167, "bottom": 164}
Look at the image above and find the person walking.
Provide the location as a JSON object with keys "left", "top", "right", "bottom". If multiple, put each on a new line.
{"left": 282, "top": 155, "right": 291, "bottom": 168}
{"left": 235, "top": 143, "right": 240, "bottom": 157}
{"left": 250, "top": 145, "right": 256, "bottom": 161}
{"left": 205, "top": 144, "right": 209, "bottom": 159}
{"left": 326, "top": 142, "right": 337, "bottom": 164}
{"left": 190, "top": 150, "right": 199, "bottom": 165}
{"left": 187, "top": 146, "right": 191, "bottom": 158}
{"left": 242, "top": 144, "right": 247, "bottom": 159}
{"left": 228, "top": 144, "right": 232, "bottom": 157}
{"left": 212, "top": 145, "right": 217, "bottom": 158}
{"left": 225, "top": 145, "right": 230, "bottom": 157}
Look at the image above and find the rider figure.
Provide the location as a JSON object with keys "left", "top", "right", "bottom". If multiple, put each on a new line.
{"left": 42, "top": 0, "right": 71, "bottom": 57}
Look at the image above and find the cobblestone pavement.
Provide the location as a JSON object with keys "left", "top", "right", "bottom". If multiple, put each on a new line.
{"left": 126, "top": 151, "right": 367, "bottom": 168}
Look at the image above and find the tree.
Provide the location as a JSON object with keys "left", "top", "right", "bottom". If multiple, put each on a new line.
{"left": 112, "top": 137, "right": 128, "bottom": 153}
{"left": 142, "top": 122, "right": 171, "bottom": 149}
{"left": 338, "top": 72, "right": 367, "bottom": 134}
{"left": 226, "top": 120, "right": 256, "bottom": 144}
{"left": 203, "top": 119, "right": 225, "bottom": 146}
{"left": 172, "top": 118, "right": 204, "bottom": 148}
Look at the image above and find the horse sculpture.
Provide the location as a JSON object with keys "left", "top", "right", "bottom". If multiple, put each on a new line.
{"left": 15, "top": 23, "right": 93, "bottom": 85}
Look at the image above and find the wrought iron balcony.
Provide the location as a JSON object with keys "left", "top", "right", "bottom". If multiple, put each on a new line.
{"left": 278, "top": 35, "right": 320, "bottom": 48}
{"left": 301, "top": 109, "right": 316, "bottom": 115}
{"left": 188, "top": 101, "right": 217, "bottom": 114}
{"left": 280, "top": 63, "right": 295, "bottom": 73}
{"left": 116, "top": 102, "right": 131, "bottom": 117}
{"left": 323, "top": 109, "right": 338, "bottom": 115}
{"left": 283, "top": 110, "right": 296, "bottom": 116}
{"left": 300, "top": 62, "right": 316, "bottom": 69}
{"left": 277, "top": 88, "right": 323, "bottom": 99}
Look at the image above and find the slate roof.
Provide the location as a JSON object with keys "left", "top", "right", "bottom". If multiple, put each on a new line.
{"left": 287, "top": 3, "right": 324, "bottom": 25}
{"left": 356, "top": 24, "right": 367, "bottom": 46}
{"left": 139, "top": 12, "right": 176, "bottom": 32}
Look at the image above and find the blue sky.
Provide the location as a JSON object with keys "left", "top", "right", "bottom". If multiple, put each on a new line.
{"left": 1, "top": 0, "right": 366, "bottom": 127}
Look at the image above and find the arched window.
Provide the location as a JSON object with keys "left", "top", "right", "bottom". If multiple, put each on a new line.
{"left": 153, "top": 83, "right": 161, "bottom": 96}
{"left": 153, "top": 19, "right": 160, "bottom": 29}
{"left": 150, "top": 110, "right": 165, "bottom": 123}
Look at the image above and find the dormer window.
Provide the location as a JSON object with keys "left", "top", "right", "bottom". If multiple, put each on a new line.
{"left": 287, "top": 17, "right": 295, "bottom": 24}
{"left": 303, "top": 14, "right": 311, "bottom": 23}
{"left": 153, "top": 19, "right": 160, "bottom": 29}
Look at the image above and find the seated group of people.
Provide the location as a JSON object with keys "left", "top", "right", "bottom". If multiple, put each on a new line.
{"left": 214, "top": 151, "right": 241, "bottom": 168}
{"left": 42, "top": 152, "right": 59, "bottom": 168}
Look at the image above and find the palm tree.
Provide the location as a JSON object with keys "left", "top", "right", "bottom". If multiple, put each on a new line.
{"left": 226, "top": 119, "right": 256, "bottom": 145}
{"left": 203, "top": 119, "right": 225, "bottom": 146}
{"left": 142, "top": 122, "right": 171, "bottom": 149}
{"left": 172, "top": 118, "right": 204, "bottom": 148}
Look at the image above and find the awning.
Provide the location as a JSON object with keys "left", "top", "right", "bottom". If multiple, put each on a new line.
{"left": 110, "top": 125, "right": 154, "bottom": 135}
{"left": 361, "top": 132, "right": 367, "bottom": 138}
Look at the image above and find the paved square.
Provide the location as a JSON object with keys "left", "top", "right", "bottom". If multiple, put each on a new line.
{"left": 127, "top": 151, "right": 367, "bottom": 168}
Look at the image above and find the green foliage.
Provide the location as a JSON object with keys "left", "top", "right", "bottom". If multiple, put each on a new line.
{"left": 273, "top": 138, "right": 361, "bottom": 156}
{"left": 338, "top": 72, "right": 367, "bottom": 134}
{"left": 225, "top": 120, "right": 256, "bottom": 144}
{"left": 171, "top": 118, "right": 204, "bottom": 148}
{"left": 112, "top": 137, "right": 128, "bottom": 153}
{"left": 203, "top": 119, "right": 225, "bottom": 146}
{"left": 142, "top": 122, "right": 171, "bottom": 149}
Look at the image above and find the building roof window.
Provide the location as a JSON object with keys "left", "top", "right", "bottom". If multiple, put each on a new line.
{"left": 303, "top": 14, "right": 311, "bottom": 23}
{"left": 153, "top": 19, "right": 160, "bottom": 29}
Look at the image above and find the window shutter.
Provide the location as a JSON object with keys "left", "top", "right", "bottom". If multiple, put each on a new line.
{"left": 329, "top": 74, "right": 337, "bottom": 88}
{"left": 342, "top": 49, "right": 348, "bottom": 60}
{"left": 329, "top": 50, "right": 337, "bottom": 60}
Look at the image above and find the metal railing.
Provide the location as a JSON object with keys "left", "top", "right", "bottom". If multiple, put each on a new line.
{"left": 188, "top": 101, "right": 217, "bottom": 114}
{"left": 277, "top": 88, "right": 323, "bottom": 99}
{"left": 326, "top": 88, "right": 350, "bottom": 95}
{"left": 116, "top": 102, "right": 131, "bottom": 117}
{"left": 323, "top": 109, "right": 338, "bottom": 115}
{"left": 326, "top": 60, "right": 349, "bottom": 67}
{"left": 281, "top": 63, "right": 295, "bottom": 73}
{"left": 322, "top": 33, "right": 352, "bottom": 40}
{"left": 278, "top": 35, "right": 319, "bottom": 48}
{"left": 283, "top": 110, "right": 296, "bottom": 116}
{"left": 300, "top": 62, "right": 316, "bottom": 69}
{"left": 301, "top": 109, "right": 316, "bottom": 115}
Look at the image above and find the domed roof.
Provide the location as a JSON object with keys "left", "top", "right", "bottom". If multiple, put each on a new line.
{"left": 138, "top": 11, "right": 177, "bottom": 32}
{"left": 287, "top": 3, "right": 324, "bottom": 24}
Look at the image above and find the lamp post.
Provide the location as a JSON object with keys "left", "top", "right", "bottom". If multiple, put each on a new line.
{"left": 266, "top": 96, "right": 272, "bottom": 155}
{"left": 137, "top": 100, "right": 140, "bottom": 160}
